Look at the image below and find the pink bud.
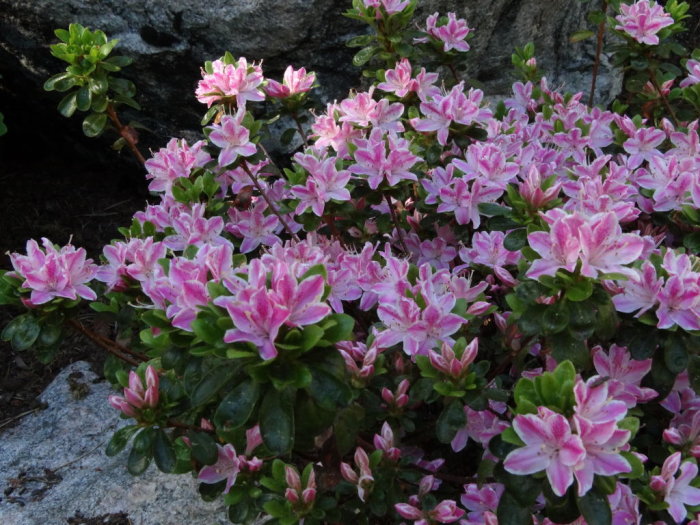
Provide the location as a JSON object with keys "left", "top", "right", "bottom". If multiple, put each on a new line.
{"left": 467, "top": 301, "right": 491, "bottom": 316}
{"left": 245, "top": 456, "right": 263, "bottom": 471}
{"left": 245, "top": 424, "right": 263, "bottom": 455}
{"left": 285, "top": 488, "right": 300, "bottom": 504}
{"left": 200, "top": 418, "right": 214, "bottom": 431}
{"left": 650, "top": 475, "right": 667, "bottom": 492}
{"left": 145, "top": 366, "right": 159, "bottom": 391}
{"left": 340, "top": 462, "right": 358, "bottom": 484}
{"left": 302, "top": 487, "right": 316, "bottom": 504}
{"left": 124, "top": 387, "right": 145, "bottom": 409}
{"left": 143, "top": 386, "right": 159, "bottom": 408}
{"left": 394, "top": 503, "right": 424, "bottom": 520}
{"left": 285, "top": 465, "right": 302, "bottom": 492}
{"left": 429, "top": 499, "right": 465, "bottom": 522}
{"left": 108, "top": 395, "right": 137, "bottom": 418}
{"left": 418, "top": 475, "right": 435, "bottom": 497}
{"left": 128, "top": 371, "right": 144, "bottom": 396}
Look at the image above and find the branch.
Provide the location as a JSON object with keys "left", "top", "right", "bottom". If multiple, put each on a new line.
{"left": 588, "top": 0, "right": 609, "bottom": 107}
{"left": 106, "top": 103, "right": 146, "bottom": 166}
{"left": 67, "top": 319, "right": 148, "bottom": 366}
{"left": 241, "top": 160, "right": 300, "bottom": 242}
{"left": 384, "top": 193, "right": 408, "bottom": 254}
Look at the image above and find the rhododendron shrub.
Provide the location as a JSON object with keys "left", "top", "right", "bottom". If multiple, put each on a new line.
{"left": 3, "top": 0, "right": 700, "bottom": 523}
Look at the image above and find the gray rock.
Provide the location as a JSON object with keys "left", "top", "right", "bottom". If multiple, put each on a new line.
{"left": 0, "top": 361, "right": 233, "bottom": 525}
{"left": 0, "top": 0, "right": 620, "bottom": 155}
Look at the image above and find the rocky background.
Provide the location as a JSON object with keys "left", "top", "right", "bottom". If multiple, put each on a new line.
{"left": 0, "top": 0, "right": 619, "bottom": 166}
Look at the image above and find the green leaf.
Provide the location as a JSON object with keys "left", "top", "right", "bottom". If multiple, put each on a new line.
{"left": 260, "top": 388, "right": 295, "bottom": 455}
{"left": 478, "top": 202, "right": 512, "bottom": 217}
{"left": 192, "top": 316, "right": 225, "bottom": 345}
{"left": 58, "top": 91, "right": 79, "bottom": 117}
{"left": 565, "top": 279, "right": 593, "bottom": 302}
{"left": 76, "top": 86, "right": 92, "bottom": 111}
{"left": 128, "top": 427, "right": 155, "bottom": 475}
{"left": 548, "top": 332, "right": 590, "bottom": 369}
{"left": 189, "top": 431, "right": 218, "bottom": 465}
{"left": 37, "top": 322, "right": 62, "bottom": 347}
{"left": 504, "top": 228, "right": 528, "bottom": 251}
{"left": 82, "top": 112, "right": 107, "bottom": 137}
{"left": 569, "top": 29, "right": 596, "bottom": 43}
{"left": 213, "top": 379, "right": 260, "bottom": 430}
{"left": 663, "top": 333, "right": 689, "bottom": 374}
{"left": 497, "top": 490, "right": 533, "bottom": 525}
{"left": 619, "top": 451, "right": 644, "bottom": 478}
{"left": 3, "top": 314, "right": 41, "bottom": 351}
{"left": 322, "top": 313, "right": 354, "bottom": 343}
{"left": 153, "top": 429, "right": 176, "bottom": 473}
{"left": 577, "top": 488, "right": 612, "bottom": 525}
{"left": 688, "top": 355, "right": 700, "bottom": 395}
{"left": 190, "top": 365, "right": 237, "bottom": 407}
{"left": 106, "top": 425, "right": 140, "bottom": 457}
{"left": 334, "top": 404, "right": 364, "bottom": 455}
{"left": 352, "top": 46, "right": 377, "bottom": 67}
{"left": 436, "top": 400, "right": 466, "bottom": 443}
{"left": 307, "top": 367, "right": 352, "bottom": 410}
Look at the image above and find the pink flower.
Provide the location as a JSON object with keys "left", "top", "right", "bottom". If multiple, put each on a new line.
{"left": 572, "top": 415, "right": 631, "bottom": 496}
{"left": 504, "top": 406, "right": 586, "bottom": 497}
{"left": 612, "top": 261, "right": 663, "bottom": 317}
{"left": 518, "top": 165, "right": 562, "bottom": 210}
{"left": 592, "top": 344, "right": 657, "bottom": 408}
{"left": 650, "top": 452, "right": 700, "bottom": 523}
{"left": 10, "top": 238, "right": 98, "bottom": 305}
{"left": 197, "top": 444, "right": 241, "bottom": 494}
{"left": 291, "top": 157, "right": 351, "bottom": 216}
{"left": 226, "top": 200, "right": 282, "bottom": 253}
{"left": 461, "top": 483, "right": 503, "bottom": 525}
{"left": 349, "top": 129, "right": 421, "bottom": 189}
{"left": 265, "top": 65, "right": 315, "bottom": 98}
{"left": 437, "top": 178, "right": 502, "bottom": 228}
{"left": 195, "top": 57, "right": 264, "bottom": 108}
{"left": 108, "top": 366, "right": 159, "bottom": 418}
{"left": 664, "top": 411, "right": 700, "bottom": 458}
{"left": 378, "top": 58, "right": 415, "bottom": 98}
{"left": 208, "top": 109, "right": 258, "bottom": 167}
{"left": 615, "top": 0, "right": 674, "bottom": 46}
{"left": 459, "top": 231, "right": 522, "bottom": 285}
{"left": 428, "top": 338, "right": 479, "bottom": 381}
{"left": 144, "top": 138, "right": 212, "bottom": 196}
{"left": 680, "top": 59, "right": 700, "bottom": 88}
{"left": 451, "top": 406, "right": 509, "bottom": 453}
{"left": 415, "top": 12, "right": 473, "bottom": 53}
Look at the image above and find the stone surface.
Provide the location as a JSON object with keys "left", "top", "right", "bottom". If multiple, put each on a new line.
{"left": 0, "top": 361, "right": 232, "bottom": 525}
{"left": 0, "top": 0, "right": 620, "bottom": 155}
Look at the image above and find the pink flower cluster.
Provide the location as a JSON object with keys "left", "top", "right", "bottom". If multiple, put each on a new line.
{"left": 10, "top": 238, "right": 97, "bottom": 305}
{"left": 615, "top": 0, "right": 674, "bottom": 45}
{"left": 195, "top": 57, "right": 264, "bottom": 108}
{"left": 504, "top": 376, "right": 632, "bottom": 497}
{"left": 108, "top": 366, "right": 159, "bottom": 418}
{"left": 414, "top": 12, "right": 473, "bottom": 53}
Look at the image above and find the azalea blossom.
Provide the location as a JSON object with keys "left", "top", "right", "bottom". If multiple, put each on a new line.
{"left": 195, "top": 57, "right": 264, "bottom": 107}
{"left": 680, "top": 59, "right": 700, "bottom": 88}
{"left": 108, "top": 366, "right": 159, "bottom": 418}
{"left": 208, "top": 109, "right": 258, "bottom": 167}
{"left": 650, "top": 452, "right": 700, "bottom": 523}
{"left": 615, "top": 0, "right": 674, "bottom": 46}
{"left": 504, "top": 406, "right": 586, "bottom": 497}
{"left": 265, "top": 65, "right": 315, "bottom": 98}
{"left": 415, "top": 12, "right": 473, "bottom": 53}
{"left": 10, "top": 238, "right": 98, "bottom": 305}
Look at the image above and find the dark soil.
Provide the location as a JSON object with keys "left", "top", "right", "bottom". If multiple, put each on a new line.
{"left": 0, "top": 151, "right": 147, "bottom": 434}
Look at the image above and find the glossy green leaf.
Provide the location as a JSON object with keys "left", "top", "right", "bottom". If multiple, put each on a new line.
{"left": 213, "top": 379, "right": 260, "bottom": 430}
{"left": 76, "top": 86, "right": 92, "bottom": 111}
{"left": 58, "top": 91, "right": 79, "bottom": 117}
{"left": 82, "top": 112, "right": 107, "bottom": 137}
{"left": 352, "top": 46, "right": 377, "bottom": 66}
{"left": 497, "top": 490, "right": 533, "bottom": 525}
{"left": 105, "top": 425, "right": 139, "bottom": 457}
{"left": 153, "top": 429, "right": 176, "bottom": 473}
{"left": 190, "top": 365, "right": 236, "bottom": 407}
{"left": 307, "top": 367, "right": 352, "bottom": 410}
{"left": 436, "top": 400, "right": 466, "bottom": 443}
{"left": 128, "top": 427, "right": 155, "bottom": 475}
{"left": 260, "top": 388, "right": 295, "bottom": 455}
{"left": 577, "top": 488, "right": 612, "bottom": 525}
{"left": 504, "top": 228, "right": 528, "bottom": 251}
{"left": 189, "top": 431, "right": 218, "bottom": 465}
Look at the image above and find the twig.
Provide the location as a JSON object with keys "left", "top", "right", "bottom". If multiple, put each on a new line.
{"left": 241, "top": 161, "right": 300, "bottom": 242}
{"left": 51, "top": 440, "right": 106, "bottom": 472}
{"left": 588, "top": 0, "right": 609, "bottom": 107}
{"left": 106, "top": 103, "right": 146, "bottom": 166}
{"left": 647, "top": 68, "right": 680, "bottom": 127}
{"left": 291, "top": 112, "right": 308, "bottom": 144}
{"left": 0, "top": 407, "right": 44, "bottom": 430}
{"left": 384, "top": 193, "right": 408, "bottom": 254}
{"left": 67, "top": 319, "right": 146, "bottom": 366}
